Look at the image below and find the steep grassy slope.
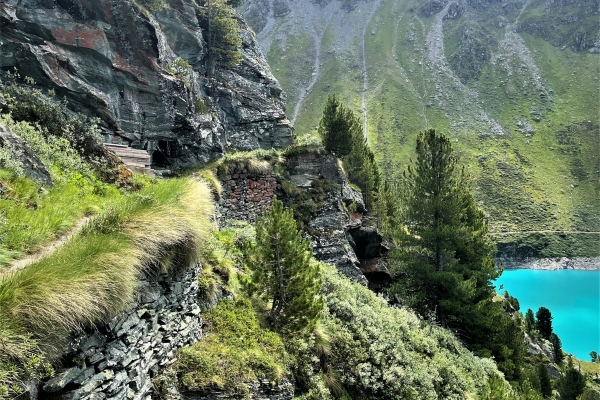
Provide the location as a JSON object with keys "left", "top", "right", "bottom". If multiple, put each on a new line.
{"left": 241, "top": 0, "right": 600, "bottom": 256}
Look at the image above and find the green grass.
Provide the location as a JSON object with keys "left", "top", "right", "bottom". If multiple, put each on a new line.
{"left": 257, "top": 0, "right": 599, "bottom": 257}
{"left": 0, "top": 170, "right": 121, "bottom": 267}
{"left": 0, "top": 176, "right": 214, "bottom": 396}
{"left": 176, "top": 298, "right": 290, "bottom": 395}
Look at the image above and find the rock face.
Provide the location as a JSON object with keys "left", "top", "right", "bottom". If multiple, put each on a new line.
{"left": 215, "top": 150, "right": 389, "bottom": 287}
{"left": 0, "top": 123, "right": 52, "bottom": 186}
{"left": 0, "top": 0, "right": 292, "bottom": 168}
{"left": 42, "top": 264, "right": 203, "bottom": 400}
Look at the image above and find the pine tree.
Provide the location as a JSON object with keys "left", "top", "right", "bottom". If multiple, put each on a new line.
{"left": 202, "top": 0, "right": 242, "bottom": 71}
{"left": 318, "top": 94, "right": 358, "bottom": 157}
{"left": 525, "top": 308, "right": 536, "bottom": 334}
{"left": 537, "top": 363, "right": 552, "bottom": 398}
{"left": 549, "top": 333, "right": 564, "bottom": 364}
{"left": 559, "top": 357, "right": 586, "bottom": 400}
{"left": 390, "top": 129, "right": 499, "bottom": 327}
{"left": 536, "top": 307, "right": 553, "bottom": 340}
{"left": 245, "top": 199, "right": 324, "bottom": 334}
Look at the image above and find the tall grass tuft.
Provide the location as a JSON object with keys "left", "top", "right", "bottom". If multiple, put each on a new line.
{"left": 0, "top": 177, "right": 214, "bottom": 357}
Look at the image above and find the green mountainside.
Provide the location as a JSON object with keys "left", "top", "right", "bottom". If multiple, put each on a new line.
{"left": 240, "top": 0, "right": 600, "bottom": 256}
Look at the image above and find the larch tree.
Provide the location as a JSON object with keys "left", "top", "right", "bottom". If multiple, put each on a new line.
{"left": 245, "top": 199, "right": 324, "bottom": 334}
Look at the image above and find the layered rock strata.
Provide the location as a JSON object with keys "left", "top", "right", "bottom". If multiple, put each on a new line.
{"left": 42, "top": 265, "right": 203, "bottom": 400}
{"left": 0, "top": 0, "right": 292, "bottom": 168}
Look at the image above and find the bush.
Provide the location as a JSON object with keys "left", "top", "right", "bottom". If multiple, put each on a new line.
{"left": 291, "top": 262, "right": 506, "bottom": 399}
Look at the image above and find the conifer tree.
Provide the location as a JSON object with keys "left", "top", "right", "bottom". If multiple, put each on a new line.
{"left": 550, "top": 333, "right": 564, "bottom": 364}
{"left": 536, "top": 307, "right": 553, "bottom": 340}
{"left": 203, "top": 0, "right": 242, "bottom": 71}
{"left": 559, "top": 357, "right": 586, "bottom": 400}
{"left": 537, "top": 363, "right": 552, "bottom": 398}
{"left": 318, "top": 94, "right": 358, "bottom": 157}
{"left": 390, "top": 129, "right": 499, "bottom": 328}
{"left": 525, "top": 308, "right": 536, "bottom": 334}
{"left": 245, "top": 199, "right": 324, "bottom": 334}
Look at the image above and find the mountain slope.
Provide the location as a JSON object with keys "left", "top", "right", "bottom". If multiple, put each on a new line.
{"left": 241, "top": 0, "right": 600, "bottom": 256}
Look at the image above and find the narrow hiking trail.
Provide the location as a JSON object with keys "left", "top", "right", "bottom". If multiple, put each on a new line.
{"left": 3, "top": 216, "right": 91, "bottom": 275}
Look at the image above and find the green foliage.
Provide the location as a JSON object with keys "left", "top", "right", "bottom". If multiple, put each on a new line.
{"left": 290, "top": 262, "right": 506, "bottom": 399}
{"left": 559, "top": 357, "right": 586, "bottom": 400}
{"left": 538, "top": 363, "right": 553, "bottom": 398}
{"left": 591, "top": 352, "right": 599, "bottom": 363}
{"left": 526, "top": 308, "right": 536, "bottom": 335}
{"left": 318, "top": 94, "right": 357, "bottom": 157}
{"left": 167, "top": 57, "right": 192, "bottom": 78}
{"left": 0, "top": 114, "right": 92, "bottom": 180}
{"left": 550, "top": 333, "right": 564, "bottom": 365}
{"left": 176, "top": 298, "right": 289, "bottom": 395}
{"left": 202, "top": 0, "right": 242, "bottom": 68}
{"left": 0, "top": 177, "right": 213, "bottom": 394}
{"left": 579, "top": 388, "right": 600, "bottom": 400}
{"left": 390, "top": 129, "right": 498, "bottom": 326}
{"left": 342, "top": 130, "right": 381, "bottom": 211}
{"left": 0, "top": 169, "right": 120, "bottom": 267}
{"left": 0, "top": 71, "right": 103, "bottom": 163}
{"left": 535, "top": 307, "right": 553, "bottom": 340}
{"left": 226, "top": 0, "right": 242, "bottom": 6}
{"left": 280, "top": 178, "right": 340, "bottom": 231}
{"left": 0, "top": 326, "right": 53, "bottom": 399}
{"left": 244, "top": 199, "right": 323, "bottom": 333}
{"left": 389, "top": 129, "right": 528, "bottom": 381}
{"left": 138, "top": 0, "right": 167, "bottom": 12}
{"left": 194, "top": 97, "right": 211, "bottom": 114}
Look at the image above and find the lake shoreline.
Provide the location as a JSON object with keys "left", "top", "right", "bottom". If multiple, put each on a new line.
{"left": 497, "top": 256, "right": 600, "bottom": 270}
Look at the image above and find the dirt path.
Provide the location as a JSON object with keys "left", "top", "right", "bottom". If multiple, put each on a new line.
{"left": 3, "top": 216, "right": 91, "bottom": 275}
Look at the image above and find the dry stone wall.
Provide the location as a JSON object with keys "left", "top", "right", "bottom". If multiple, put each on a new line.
{"left": 41, "top": 265, "right": 203, "bottom": 400}
{"left": 217, "top": 169, "right": 279, "bottom": 225}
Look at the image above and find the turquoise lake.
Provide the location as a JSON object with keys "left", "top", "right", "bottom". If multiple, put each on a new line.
{"left": 495, "top": 269, "right": 600, "bottom": 360}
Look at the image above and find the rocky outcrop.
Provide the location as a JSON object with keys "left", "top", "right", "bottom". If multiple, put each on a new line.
{"left": 0, "top": 0, "right": 292, "bottom": 168}
{"left": 0, "top": 123, "right": 52, "bottom": 186}
{"left": 214, "top": 150, "right": 390, "bottom": 286}
{"left": 42, "top": 264, "right": 203, "bottom": 400}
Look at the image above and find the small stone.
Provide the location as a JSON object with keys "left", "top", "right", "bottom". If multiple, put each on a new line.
{"left": 43, "top": 366, "right": 85, "bottom": 392}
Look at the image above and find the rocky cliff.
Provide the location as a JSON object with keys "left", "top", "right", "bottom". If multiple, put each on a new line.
{"left": 0, "top": 0, "right": 293, "bottom": 168}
